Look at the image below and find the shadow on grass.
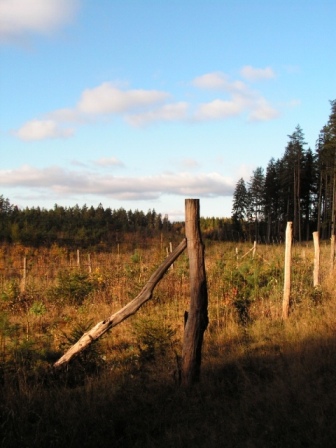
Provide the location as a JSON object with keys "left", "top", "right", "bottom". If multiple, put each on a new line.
{"left": 1, "top": 332, "right": 336, "bottom": 448}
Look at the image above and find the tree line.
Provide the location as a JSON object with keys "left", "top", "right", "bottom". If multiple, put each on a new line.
{"left": 0, "top": 199, "right": 172, "bottom": 248}
{"left": 231, "top": 100, "right": 336, "bottom": 242}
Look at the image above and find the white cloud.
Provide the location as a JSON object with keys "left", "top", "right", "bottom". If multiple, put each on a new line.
{"left": 195, "top": 98, "right": 246, "bottom": 120}
{"left": 240, "top": 65, "right": 276, "bottom": 81}
{"left": 0, "top": 0, "right": 79, "bottom": 43}
{"left": 77, "top": 83, "right": 169, "bottom": 115}
{"left": 126, "top": 102, "right": 188, "bottom": 126}
{"left": 192, "top": 72, "right": 248, "bottom": 95}
{"left": 248, "top": 99, "right": 280, "bottom": 122}
{"left": 93, "top": 157, "right": 124, "bottom": 167}
{"left": 14, "top": 69, "right": 280, "bottom": 141}
{"left": 192, "top": 71, "right": 279, "bottom": 122}
{"left": 49, "top": 108, "right": 81, "bottom": 123}
{"left": 0, "top": 165, "right": 235, "bottom": 200}
{"left": 192, "top": 72, "right": 228, "bottom": 89}
{"left": 15, "top": 83, "right": 171, "bottom": 140}
{"left": 14, "top": 119, "right": 74, "bottom": 141}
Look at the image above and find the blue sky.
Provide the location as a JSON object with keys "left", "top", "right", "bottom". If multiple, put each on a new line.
{"left": 1, "top": 0, "right": 335, "bottom": 220}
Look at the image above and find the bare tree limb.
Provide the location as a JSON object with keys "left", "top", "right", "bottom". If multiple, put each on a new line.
{"left": 54, "top": 238, "right": 187, "bottom": 368}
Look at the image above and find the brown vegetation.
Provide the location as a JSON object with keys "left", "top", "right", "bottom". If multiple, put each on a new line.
{"left": 0, "top": 238, "right": 335, "bottom": 447}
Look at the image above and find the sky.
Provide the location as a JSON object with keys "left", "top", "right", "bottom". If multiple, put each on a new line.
{"left": 1, "top": 0, "right": 335, "bottom": 221}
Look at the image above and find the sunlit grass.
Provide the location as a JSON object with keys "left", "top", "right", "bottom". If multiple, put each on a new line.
{"left": 0, "top": 238, "right": 335, "bottom": 447}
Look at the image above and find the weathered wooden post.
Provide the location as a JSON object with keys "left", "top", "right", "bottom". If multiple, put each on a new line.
{"left": 88, "top": 253, "right": 92, "bottom": 274}
{"left": 282, "top": 222, "right": 292, "bottom": 320}
{"left": 181, "top": 199, "right": 209, "bottom": 387}
{"left": 313, "top": 231, "right": 320, "bottom": 287}
{"left": 331, "top": 234, "right": 335, "bottom": 271}
{"left": 252, "top": 240, "right": 257, "bottom": 259}
{"left": 20, "top": 256, "right": 27, "bottom": 293}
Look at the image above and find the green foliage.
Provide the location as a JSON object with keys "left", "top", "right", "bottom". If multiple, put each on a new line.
{"left": 1, "top": 280, "right": 20, "bottom": 303}
{"left": 59, "top": 320, "right": 104, "bottom": 385}
{"left": 47, "top": 269, "right": 95, "bottom": 305}
{"left": 0, "top": 201, "right": 169, "bottom": 248}
{"left": 130, "top": 249, "right": 141, "bottom": 264}
{"left": 133, "top": 318, "right": 178, "bottom": 367}
{"left": 0, "top": 312, "right": 20, "bottom": 355}
{"left": 29, "top": 300, "right": 47, "bottom": 317}
{"left": 220, "top": 257, "right": 281, "bottom": 324}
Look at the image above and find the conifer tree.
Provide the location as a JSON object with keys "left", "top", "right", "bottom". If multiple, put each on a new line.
{"left": 231, "top": 177, "right": 248, "bottom": 239}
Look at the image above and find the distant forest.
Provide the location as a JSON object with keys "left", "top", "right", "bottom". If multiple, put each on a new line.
{"left": 1, "top": 100, "right": 335, "bottom": 247}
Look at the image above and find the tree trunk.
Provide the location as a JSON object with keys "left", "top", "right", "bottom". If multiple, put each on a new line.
{"left": 181, "top": 199, "right": 209, "bottom": 387}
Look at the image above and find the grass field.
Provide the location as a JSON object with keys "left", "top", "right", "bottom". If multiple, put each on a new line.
{"left": 0, "top": 238, "right": 335, "bottom": 447}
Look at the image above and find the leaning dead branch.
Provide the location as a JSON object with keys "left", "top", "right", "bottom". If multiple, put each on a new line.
{"left": 54, "top": 238, "right": 187, "bottom": 368}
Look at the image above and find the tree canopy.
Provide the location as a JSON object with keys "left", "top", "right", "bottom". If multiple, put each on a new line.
{"left": 231, "top": 100, "right": 336, "bottom": 242}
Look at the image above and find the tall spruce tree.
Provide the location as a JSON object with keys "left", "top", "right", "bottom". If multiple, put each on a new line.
{"left": 301, "top": 148, "right": 318, "bottom": 239}
{"left": 316, "top": 100, "right": 336, "bottom": 239}
{"left": 282, "top": 125, "right": 307, "bottom": 241}
{"left": 264, "top": 158, "right": 281, "bottom": 242}
{"left": 231, "top": 177, "right": 248, "bottom": 239}
{"left": 248, "top": 167, "right": 265, "bottom": 242}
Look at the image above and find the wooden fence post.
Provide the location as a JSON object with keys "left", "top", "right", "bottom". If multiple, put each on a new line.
{"left": 282, "top": 222, "right": 292, "bottom": 320}
{"left": 88, "top": 253, "right": 92, "bottom": 274}
{"left": 20, "top": 256, "right": 27, "bottom": 293}
{"left": 181, "top": 199, "right": 209, "bottom": 387}
{"left": 313, "top": 231, "right": 320, "bottom": 287}
{"left": 331, "top": 234, "right": 335, "bottom": 271}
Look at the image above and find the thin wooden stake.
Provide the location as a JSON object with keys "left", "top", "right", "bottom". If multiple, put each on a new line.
{"left": 252, "top": 241, "right": 257, "bottom": 259}
{"left": 331, "top": 234, "right": 335, "bottom": 271}
{"left": 282, "top": 222, "right": 292, "bottom": 320}
{"left": 88, "top": 253, "right": 92, "bottom": 274}
{"left": 313, "top": 231, "right": 320, "bottom": 287}
{"left": 20, "top": 256, "right": 27, "bottom": 293}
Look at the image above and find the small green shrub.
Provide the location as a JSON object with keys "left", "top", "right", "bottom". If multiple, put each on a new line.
{"left": 47, "top": 270, "right": 95, "bottom": 305}
{"left": 58, "top": 320, "right": 105, "bottom": 386}
{"left": 29, "top": 300, "right": 47, "bottom": 317}
{"left": 133, "top": 318, "right": 177, "bottom": 363}
{"left": 0, "top": 279, "right": 20, "bottom": 303}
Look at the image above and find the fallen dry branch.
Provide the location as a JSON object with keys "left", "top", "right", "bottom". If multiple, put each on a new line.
{"left": 54, "top": 238, "right": 187, "bottom": 368}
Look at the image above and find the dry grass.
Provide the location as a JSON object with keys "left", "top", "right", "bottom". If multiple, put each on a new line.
{"left": 0, "top": 238, "right": 336, "bottom": 447}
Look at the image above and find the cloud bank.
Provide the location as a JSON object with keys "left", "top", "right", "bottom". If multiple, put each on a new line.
{"left": 13, "top": 66, "right": 280, "bottom": 140}
{"left": 0, "top": 0, "right": 79, "bottom": 43}
{"left": 0, "top": 165, "right": 234, "bottom": 200}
